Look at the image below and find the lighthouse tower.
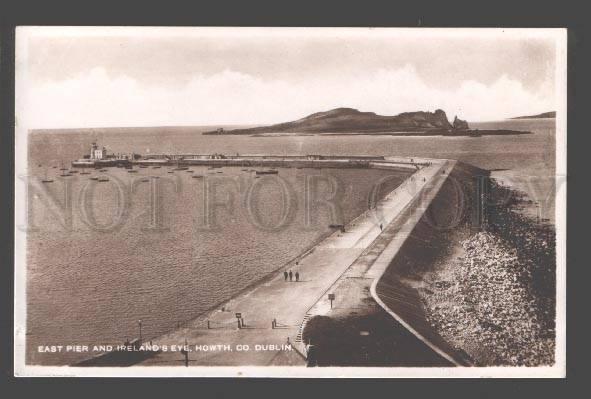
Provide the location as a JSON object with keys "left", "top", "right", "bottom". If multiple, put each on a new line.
{"left": 90, "top": 142, "right": 106, "bottom": 159}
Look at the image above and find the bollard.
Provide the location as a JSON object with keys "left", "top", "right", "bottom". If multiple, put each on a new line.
{"left": 207, "top": 320, "right": 210, "bottom": 329}
{"left": 237, "top": 319, "right": 241, "bottom": 329}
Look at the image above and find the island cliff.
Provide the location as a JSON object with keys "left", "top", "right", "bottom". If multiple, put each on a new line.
{"left": 205, "top": 108, "right": 530, "bottom": 136}
{"left": 453, "top": 116, "right": 469, "bottom": 130}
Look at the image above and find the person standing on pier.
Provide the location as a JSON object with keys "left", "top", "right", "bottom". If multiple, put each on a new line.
{"left": 295, "top": 272, "right": 300, "bottom": 282}
{"left": 284, "top": 271, "right": 288, "bottom": 281}
{"left": 289, "top": 270, "right": 293, "bottom": 282}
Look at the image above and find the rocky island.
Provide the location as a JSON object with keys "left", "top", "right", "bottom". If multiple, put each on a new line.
{"left": 204, "top": 108, "right": 530, "bottom": 137}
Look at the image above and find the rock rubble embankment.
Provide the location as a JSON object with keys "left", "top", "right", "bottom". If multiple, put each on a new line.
{"left": 424, "top": 181, "right": 555, "bottom": 366}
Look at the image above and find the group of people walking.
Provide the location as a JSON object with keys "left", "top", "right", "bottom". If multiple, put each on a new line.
{"left": 284, "top": 270, "right": 300, "bottom": 282}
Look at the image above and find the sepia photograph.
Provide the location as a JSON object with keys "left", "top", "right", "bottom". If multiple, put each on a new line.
{"left": 13, "top": 27, "right": 566, "bottom": 377}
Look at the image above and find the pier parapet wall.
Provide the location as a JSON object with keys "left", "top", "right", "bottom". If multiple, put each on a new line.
{"left": 368, "top": 161, "right": 487, "bottom": 366}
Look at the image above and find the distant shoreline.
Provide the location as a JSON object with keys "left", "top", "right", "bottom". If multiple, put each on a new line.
{"left": 242, "top": 129, "right": 532, "bottom": 138}
{"left": 30, "top": 127, "right": 532, "bottom": 137}
{"left": 510, "top": 111, "right": 556, "bottom": 120}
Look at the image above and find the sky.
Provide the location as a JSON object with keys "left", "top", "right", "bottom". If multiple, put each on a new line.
{"left": 17, "top": 27, "right": 563, "bottom": 129}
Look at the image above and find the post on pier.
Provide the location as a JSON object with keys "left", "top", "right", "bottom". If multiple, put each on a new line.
{"left": 328, "top": 293, "right": 335, "bottom": 309}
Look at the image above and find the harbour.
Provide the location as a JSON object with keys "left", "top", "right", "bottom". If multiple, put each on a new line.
{"left": 74, "top": 156, "right": 479, "bottom": 367}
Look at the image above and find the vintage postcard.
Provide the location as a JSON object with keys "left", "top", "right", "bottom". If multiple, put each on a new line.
{"left": 14, "top": 27, "right": 566, "bottom": 377}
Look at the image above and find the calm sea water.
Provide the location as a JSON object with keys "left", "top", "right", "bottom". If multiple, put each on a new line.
{"left": 25, "top": 119, "right": 555, "bottom": 364}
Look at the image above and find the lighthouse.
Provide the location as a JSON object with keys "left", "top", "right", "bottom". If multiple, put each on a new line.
{"left": 90, "top": 142, "right": 107, "bottom": 159}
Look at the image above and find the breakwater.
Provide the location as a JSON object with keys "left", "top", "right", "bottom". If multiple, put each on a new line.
{"left": 72, "top": 154, "right": 424, "bottom": 172}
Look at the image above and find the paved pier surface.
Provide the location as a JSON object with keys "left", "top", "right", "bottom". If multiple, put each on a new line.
{"left": 138, "top": 159, "right": 448, "bottom": 367}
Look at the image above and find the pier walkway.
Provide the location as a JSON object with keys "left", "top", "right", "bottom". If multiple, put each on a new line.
{"left": 138, "top": 159, "right": 449, "bottom": 367}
